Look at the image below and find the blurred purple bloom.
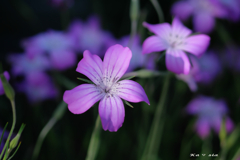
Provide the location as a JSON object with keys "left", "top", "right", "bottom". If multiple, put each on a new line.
{"left": 186, "top": 96, "right": 234, "bottom": 139}
{"left": 51, "top": 0, "right": 73, "bottom": 8}
{"left": 0, "top": 71, "right": 10, "bottom": 95}
{"left": 219, "top": 0, "right": 240, "bottom": 21}
{"left": 8, "top": 53, "right": 51, "bottom": 76}
{"left": 142, "top": 17, "right": 210, "bottom": 74}
{"left": 171, "top": 0, "right": 228, "bottom": 33}
{"left": 22, "top": 30, "right": 76, "bottom": 70}
{"left": 177, "top": 52, "right": 221, "bottom": 91}
{"left": 63, "top": 44, "right": 150, "bottom": 132}
{"left": 18, "top": 72, "right": 58, "bottom": 103}
{"left": 221, "top": 47, "right": 240, "bottom": 72}
{"left": 68, "top": 16, "right": 116, "bottom": 56}
{"left": 118, "top": 35, "right": 156, "bottom": 72}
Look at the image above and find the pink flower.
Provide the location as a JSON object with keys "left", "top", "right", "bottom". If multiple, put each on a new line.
{"left": 63, "top": 44, "right": 150, "bottom": 132}
{"left": 186, "top": 96, "right": 234, "bottom": 139}
{"left": 142, "top": 18, "right": 210, "bottom": 74}
{"left": 0, "top": 71, "right": 10, "bottom": 95}
{"left": 171, "top": 0, "right": 228, "bottom": 33}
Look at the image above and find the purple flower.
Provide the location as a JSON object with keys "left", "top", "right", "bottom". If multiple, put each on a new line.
{"left": 177, "top": 52, "right": 221, "bottom": 91}
{"left": 142, "top": 17, "right": 210, "bottom": 74}
{"left": 171, "top": 0, "right": 228, "bottom": 33}
{"left": 0, "top": 71, "right": 10, "bottom": 95}
{"left": 221, "top": 46, "right": 240, "bottom": 72}
{"left": 186, "top": 96, "right": 234, "bottom": 139}
{"left": 68, "top": 16, "right": 116, "bottom": 56}
{"left": 219, "top": 0, "right": 240, "bottom": 21}
{"left": 22, "top": 30, "right": 76, "bottom": 70}
{"left": 63, "top": 44, "right": 150, "bottom": 132}
{"left": 18, "top": 72, "right": 58, "bottom": 103}
{"left": 7, "top": 53, "right": 51, "bottom": 76}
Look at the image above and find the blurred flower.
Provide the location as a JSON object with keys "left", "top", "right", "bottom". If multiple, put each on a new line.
{"left": 22, "top": 30, "right": 76, "bottom": 70}
{"left": 68, "top": 16, "right": 115, "bottom": 56}
{"left": 186, "top": 96, "right": 234, "bottom": 139}
{"left": 50, "top": 0, "right": 74, "bottom": 9}
{"left": 7, "top": 53, "right": 51, "bottom": 77}
{"left": 118, "top": 35, "right": 156, "bottom": 72}
{"left": 177, "top": 52, "right": 221, "bottom": 91}
{"left": 219, "top": 0, "right": 240, "bottom": 21}
{"left": 221, "top": 47, "right": 240, "bottom": 72}
{"left": 0, "top": 71, "right": 10, "bottom": 95}
{"left": 171, "top": 0, "right": 227, "bottom": 33}
{"left": 63, "top": 44, "right": 150, "bottom": 132}
{"left": 142, "top": 17, "right": 210, "bottom": 74}
{"left": 18, "top": 72, "right": 58, "bottom": 103}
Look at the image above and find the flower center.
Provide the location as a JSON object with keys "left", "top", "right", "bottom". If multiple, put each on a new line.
{"left": 168, "top": 33, "right": 185, "bottom": 49}
{"left": 96, "top": 76, "right": 120, "bottom": 98}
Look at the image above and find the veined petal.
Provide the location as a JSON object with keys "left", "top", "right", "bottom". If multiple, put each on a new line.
{"left": 193, "top": 13, "right": 215, "bottom": 34}
{"left": 117, "top": 80, "right": 150, "bottom": 105}
{"left": 143, "top": 22, "right": 171, "bottom": 38}
{"left": 99, "top": 95, "right": 125, "bottom": 132}
{"left": 181, "top": 34, "right": 210, "bottom": 57}
{"left": 76, "top": 50, "right": 103, "bottom": 85}
{"left": 103, "top": 44, "right": 132, "bottom": 83}
{"left": 63, "top": 84, "right": 104, "bottom": 114}
{"left": 166, "top": 49, "right": 190, "bottom": 74}
{"left": 172, "top": 17, "right": 192, "bottom": 37}
{"left": 171, "top": 1, "right": 194, "bottom": 21}
{"left": 142, "top": 36, "right": 167, "bottom": 54}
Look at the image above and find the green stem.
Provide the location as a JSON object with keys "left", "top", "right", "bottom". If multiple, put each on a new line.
{"left": 32, "top": 101, "right": 67, "bottom": 160}
{"left": 150, "top": 0, "right": 164, "bottom": 23}
{"left": 141, "top": 73, "right": 171, "bottom": 160}
{"left": 231, "top": 147, "right": 240, "bottom": 160}
{"left": 0, "top": 100, "right": 16, "bottom": 160}
{"left": 85, "top": 115, "right": 101, "bottom": 160}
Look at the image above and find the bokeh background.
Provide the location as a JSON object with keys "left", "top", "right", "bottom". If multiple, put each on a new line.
{"left": 1, "top": 0, "right": 240, "bottom": 159}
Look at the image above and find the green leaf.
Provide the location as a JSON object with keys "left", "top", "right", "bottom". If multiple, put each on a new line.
{"left": 77, "top": 78, "right": 93, "bottom": 84}
{"left": 219, "top": 117, "right": 227, "bottom": 147}
{"left": 0, "top": 73, "right": 15, "bottom": 101}
{"left": 0, "top": 123, "right": 8, "bottom": 148}
{"left": 121, "top": 69, "right": 167, "bottom": 79}
{"left": 124, "top": 100, "right": 134, "bottom": 108}
{"left": 7, "top": 142, "right": 21, "bottom": 160}
{"left": 226, "top": 125, "right": 240, "bottom": 149}
{"left": 123, "top": 76, "right": 135, "bottom": 80}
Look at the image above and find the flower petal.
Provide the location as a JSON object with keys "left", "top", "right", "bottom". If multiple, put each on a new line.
{"left": 172, "top": 17, "right": 192, "bottom": 37}
{"left": 143, "top": 22, "right": 171, "bottom": 38}
{"left": 176, "top": 74, "right": 198, "bottom": 92}
{"left": 99, "top": 95, "right": 125, "bottom": 132}
{"left": 103, "top": 44, "right": 132, "bottom": 82}
{"left": 117, "top": 80, "right": 150, "bottom": 105}
{"left": 181, "top": 34, "right": 210, "bottom": 57}
{"left": 63, "top": 84, "right": 104, "bottom": 114}
{"left": 195, "top": 118, "right": 210, "bottom": 139}
{"left": 142, "top": 36, "right": 167, "bottom": 54}
{"left": 143, "top": 36, "right": 168, "bottom": 54}
{"left": 193, "top": 13, "right": 215, "bottom": 33}
{"left": 166, "top": 49, "right": 190, "bottom": 74}
{"left": 171, "top": 1, "right": 194, "bottom": 21}
{"left": 76, "top": 50, "right": 103, "bottom": 85}
{"left": 50, "top": 50, "right": 77, "bottom": 70}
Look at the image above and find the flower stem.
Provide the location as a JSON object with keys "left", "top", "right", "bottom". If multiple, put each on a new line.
{"left": 150, "top": 0, "right": 164, "bottom": 23}
{"left": 0, "top": 100, "right": 16, "bottom": 159}
{"left": 32, "top": 101, "right": 67, "bottom": 160}
{"left": 85, "top": 115, "right": 101, "bottom": 160}
{"left": 141, "top": 73, "right": 171, "bottom": 160}
{"left": 128, "top": 0, "right": 139, "bottom": 48}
